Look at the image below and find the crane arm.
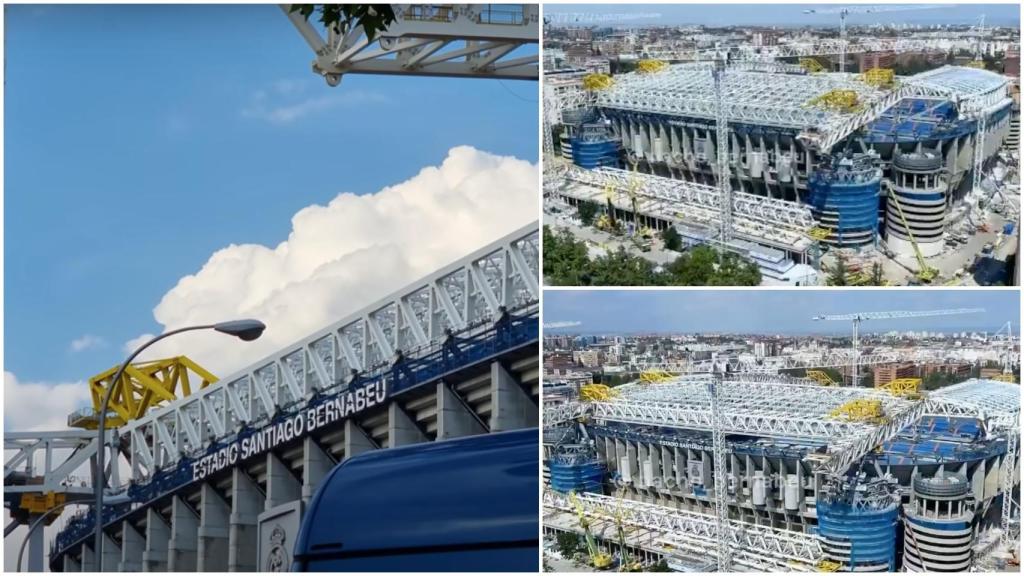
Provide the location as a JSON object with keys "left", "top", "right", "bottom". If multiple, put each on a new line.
{"left": 804, "top": 5, "right": 948, "bottom": 15}
{"left": 813, "top": 308, "right": 985, "bottom": 321}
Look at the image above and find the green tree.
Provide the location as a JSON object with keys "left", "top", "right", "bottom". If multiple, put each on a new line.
{"left": 829, "top": 255, "right": 848, "bottom": 286}
{"left": 661, "top": 226, "right": 683, "bottom": 252}
{"left": 555, "top": 532, "right": 582, "bottom": 558}
{"left": 870, "top": 262, "right": 884, "bottom": 286}
{"left": 578, "top": 201, "right": 598, "bottom": 226}
{"left": 587, "top": 248, "right": 662, "bottom": 286}
{"left": 543, "top": 226, "right": 591, "bottom": 286}
{"left": 648, "top": 559, "right": 672, "bottom": 572}
{"left": 289, "top": 5, "right": 396, "bottom": 42}
{"left": 662, "top": 246, "right": 761, "bottom": 286}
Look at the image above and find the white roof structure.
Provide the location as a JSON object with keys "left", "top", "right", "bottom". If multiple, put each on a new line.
{"left": 588, "top": 64, "right": 1011, "bottom": 152}
{"left": 545, "top": 376, "right": 927, "bottom": 476}
{"left": 926, "top": 378, "right": 1020, "bottom": 430}
{"left": 902, "top": 66, "right": 1011, "bottom": 116}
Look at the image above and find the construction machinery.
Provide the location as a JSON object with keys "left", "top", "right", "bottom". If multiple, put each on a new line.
{"left": 806, "top": 369, "right": 839, "bottom": 386}
{"left": 580, "top": 384, "right": 618, "bottom": 403}
{"left": 802, "top": 5, "right": 949, "bottom": 73}
{"left": 636, "top": 59, "right": 668, "bottom": 75}
{"left": 829, "top": 399, "right": 887, "bottom": 424}
{"left": 877, "top": 377, "right": 922, "bottom": 400}
{"left": 612, "top": 488, "right": 643, "bottom": 572}
{"left": 860, "top": 67, "right": 895, "bottom": 88}
{"left": 887, "top": 187, "right": 939, "bottom": 283}
{"left": 569, "top": 491, "right": 614, "bottom": 569}
{"left": 812, "top": 308, "right": 985, "bottom": 387}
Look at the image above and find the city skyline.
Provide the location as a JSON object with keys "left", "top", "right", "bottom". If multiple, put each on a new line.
{"left": 545, "top": 4, "right": 1020, "bottom": 28}
{"left": 543, "top": 290, "right": 1018, "bottom": 335}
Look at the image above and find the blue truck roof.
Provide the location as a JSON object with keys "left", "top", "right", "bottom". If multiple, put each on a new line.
{"left": 294, "top": 428, "right": 538, "bottom": 569}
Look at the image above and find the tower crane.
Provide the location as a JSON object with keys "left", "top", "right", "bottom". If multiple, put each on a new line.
{"left": 802, "top": 5, "right": 949, "bottom": 73}
{"left": 812, "top": 308, "right": 985, "bottom": 386}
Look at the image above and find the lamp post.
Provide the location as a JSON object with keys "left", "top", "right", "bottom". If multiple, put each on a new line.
{"left": 92, "top": 320, "right": 265, "bottom": 568}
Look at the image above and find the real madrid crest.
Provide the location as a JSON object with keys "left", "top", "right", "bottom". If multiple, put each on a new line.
{"left": 265, "top": 524, "right": 290, "bottom": 572}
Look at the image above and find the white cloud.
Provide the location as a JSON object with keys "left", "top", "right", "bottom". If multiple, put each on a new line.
{"left": 242, "top": 82, "right": 388, "bottom": 125}
{"left": 123, "top": 333, "right": 156, "bottom": 355}
{"left": 124, "top": 146, "right": 537, "bottom": 378}
{"left": 69, "top": 333, "right": 105, "bottom": 353}
{"left": 4, "top": 372, "right": 91, "bottom": 431}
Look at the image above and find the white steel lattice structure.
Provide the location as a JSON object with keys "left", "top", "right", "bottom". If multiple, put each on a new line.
{"left": 543, "top": 490, "right": 824, "bottom": 570}
{"left": 560, "top": 166, "right": 814, "bottom": 249}
{"left": 547, "top": 377, "right": 927, "bottom": 476}
{"left": 283, "top": 4, "right": 538, "bottom": 86}
{"left": 121, "top": 224, "right": 539, "bottom": 484}
{"left": 4, "top": 431, "right": 113, "bottom": 499}
{"left": 642, "top": 38, "right": 959, "bottom": 64}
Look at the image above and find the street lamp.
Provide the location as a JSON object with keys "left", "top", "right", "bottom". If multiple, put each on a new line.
{"left": 92, "top": 320, "right": 265, "bottom": 568}
{"left": 17, "top": 493, "right": 131, "bottom": 572}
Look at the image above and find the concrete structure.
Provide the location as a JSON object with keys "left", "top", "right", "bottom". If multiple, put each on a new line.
{"left": 903, "top": 472, "right": 976, "bottom": 572}
{"left": 873, "top": 362, "right": 916, "bottom": 386}
{"left": 886, "top": 150, "right": 948, "bottom": 258}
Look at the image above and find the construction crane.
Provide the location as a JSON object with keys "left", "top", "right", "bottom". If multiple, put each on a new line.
{"left": 569, "top": 491, "right": 614, "bottom": 569}
{"left": 802, "top": 5, "right": 949, "bottom": 73}
{"left": 706, "top": 379, "right": 731, "bottom": 571}
{"left": 886, "top": 188, "right": 939, "bottom": 283}
{"left": 544, "top": 321, "right": 582, "bottom": 329}
{"left": 612, "top": 487, "right": 642, "bottom": 571}
{"left": 969, "top": 14, "right": 990, "bottom": 203}
{"left": 812, "top": 308, "right": 985, "bottom": 386}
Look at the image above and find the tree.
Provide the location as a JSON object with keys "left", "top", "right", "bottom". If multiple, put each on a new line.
{"left": 555, "top": 532, "right": 582, "bottom": 558}
{"left": 663, "top": 246, "right": 761, "bottom": 286}
{"left": 543, "top": 226, "right": 591, "bottom": 285}
{"left": 829, "top": 255, "right": 848, "bottom": 286}
{"left": 661, "top": 226, "right": 683, "bottom": 252}
{"left": 649, "top": 559, "right": 672, "bottom": 572}
{"left": 870, "top": 262, "right": 884, "bottom": 286}
{"left": 290, "top": 5, "right": 397, "bottom": 42}
{"left": 577, "top": 201, "right": 598, "bottom": 226}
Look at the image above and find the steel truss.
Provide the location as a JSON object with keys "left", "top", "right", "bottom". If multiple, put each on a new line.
{"left": 545, "top": 377, "right": 926, "bottom": 476}
{"left": 114, "top": 225, "right": 538, "bottom": 483}
{"left": 560, "top": 166, "right": 813, "bottom": 248}
{"left": 544, "top": 490, "right": 824, "bottom": 569}
{"left": 283, "top": 4, "right": 538, "bottom": 86}
{"left": 4, "top": 431, "right": 113, "bottom": 499}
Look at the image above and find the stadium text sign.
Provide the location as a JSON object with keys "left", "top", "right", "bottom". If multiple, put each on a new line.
{"left": 191, "top": 380, "right": 388, "bottom": 481}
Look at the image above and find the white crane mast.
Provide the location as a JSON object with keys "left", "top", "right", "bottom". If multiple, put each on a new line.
{"left": 813, "top": 308, "right": 985, "bottom": 386}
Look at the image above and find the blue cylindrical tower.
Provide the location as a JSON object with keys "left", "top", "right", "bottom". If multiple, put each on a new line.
{"left": 817, "top": 499, "right": 899, "bottom": 571}
{"left": 570, "top": 122, "right": 620, "bottom": 169}
{"left": 806, "top": 154, "right": 882, "bottom": 248}
{"left": 549, "top": 457, "right": 606, "bottom": 493}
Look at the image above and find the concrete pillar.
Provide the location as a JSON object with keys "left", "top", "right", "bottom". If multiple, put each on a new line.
{"left": 119, "top": 520, "right": 144, "bottom": 571}
{"left": 388, "top": 403, "right": 427, "bottom": 447}
{"left": 302, "top": 437, "right": 335, "bottom": 503}
{"left": 81, "top": 544, "right": 95, "bottom": 572}
{"left": 228, "top": 468, "right": 261, "bottom": 572}
{"left": 142, "top": 507, "right": 169, "bottom": 572}
{"left": 101, "top": 532, "right": 121, "bottom": 571}
{"left": 265, "top": 452, "right": 301, "bottom": 510}
{"left": 197, "top": 483, "right": 230, "bottom": 571}
{"left": 167, "top": 495, "right": 198, "bottom": 571}
{"left": 344, "top": 419, "right": 376, "bottom": 460}
{"left": 436, "top": 381, "right": 486, "bottom": 440}
{"left": 490, "top": 361, "right": 537, "bottom": 432}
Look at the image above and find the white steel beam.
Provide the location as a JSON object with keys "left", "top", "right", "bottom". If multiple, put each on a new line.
{"left": 282, "top": 4, "right": 538, "bottom": 85}
{"left": 117, "top": 224, "right": 538, "bottom": 484}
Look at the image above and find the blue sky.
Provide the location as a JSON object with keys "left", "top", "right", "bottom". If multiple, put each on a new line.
{"left": 4, "top": 4, "right": 538, "bottom": 383}
{"left": 543, "top": 290, "right": 1019, "bottom": 335}
{"left": 546, "top": 4, "right": 1020, "bottom": 27}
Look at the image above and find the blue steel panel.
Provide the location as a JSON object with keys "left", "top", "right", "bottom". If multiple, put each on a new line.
{"left": 571, "top": 138, "right": 620, "bottom": 169}
{"left": 817, "top": 502, "right": 899, "bottom": 571}
{"left": 806, "top": 170, "right": 881, "bottom": 246}
{"left": 549, "top": 461, "right": 607, "bottom": 493}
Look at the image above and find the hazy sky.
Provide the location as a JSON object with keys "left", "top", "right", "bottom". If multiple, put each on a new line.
{"left": 546, "top": 4, "right": 1020, "bottom": 28}
{"left": 543, "top": 290, "right": 1018, "bottom": 335}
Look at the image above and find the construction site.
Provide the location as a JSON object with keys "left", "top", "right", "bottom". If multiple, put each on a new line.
{"left": 543, "top": 12, "right": 1020, "bottom": 286}
{"left": 542, "top": 308, "right": 1020, "bottom": 572}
